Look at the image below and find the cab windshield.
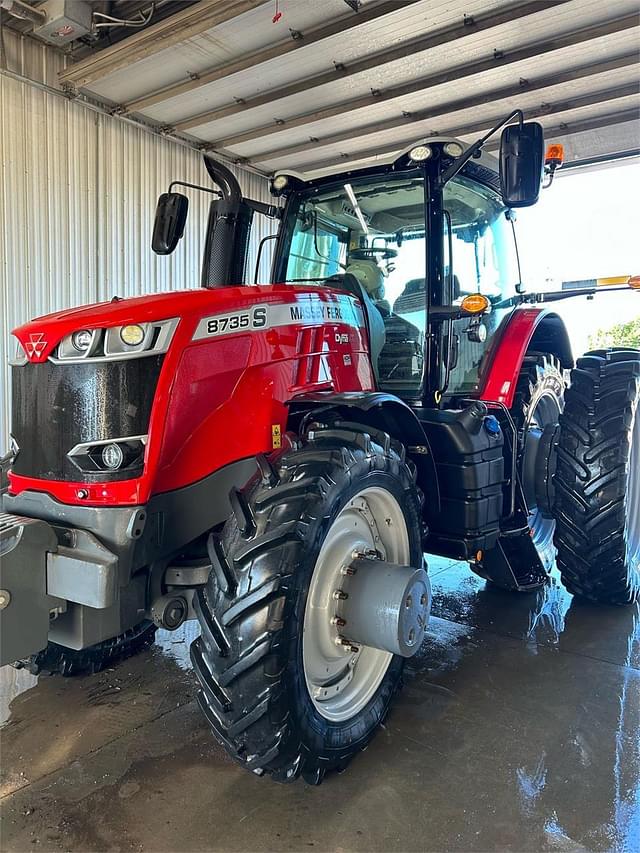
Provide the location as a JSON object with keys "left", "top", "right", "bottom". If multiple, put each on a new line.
{"left": 281, "top": 175, "right": 427, "bottom": 396}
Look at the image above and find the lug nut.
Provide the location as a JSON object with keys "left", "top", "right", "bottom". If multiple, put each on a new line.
{"left": 340, "top": 565, "right": 356, "bottom": 576}
{"left": 331, "top": 616, "right": 346, "bottom": 627}
{"left": 333, "top": 589, "right": 348, "bottom": 601}
{"left": 352, "top": 547, "right": 379, "bottom": 560}
{"left": 335, "top": 636, "right": 359, "bottom": 653}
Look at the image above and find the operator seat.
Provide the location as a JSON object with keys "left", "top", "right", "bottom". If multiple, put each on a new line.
{"left": 394, "top": 278, "right": 426, "bottom": 315}
{"left": 394, "top": 275, "right": 463, "bottom": 312}
{"left": 325, "top": 273, "right": 386, "bottom": 380}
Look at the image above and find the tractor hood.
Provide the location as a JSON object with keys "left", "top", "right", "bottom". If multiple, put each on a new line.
{"left": 12, "top": 289, "right": 209, "bottom": 364}
{"left": 11, "top": 285, "right": 350, "bottom": 364}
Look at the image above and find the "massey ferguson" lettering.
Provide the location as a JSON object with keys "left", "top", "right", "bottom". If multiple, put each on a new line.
{"left": 289, "top": 304, "right": 343, "bottom": 323}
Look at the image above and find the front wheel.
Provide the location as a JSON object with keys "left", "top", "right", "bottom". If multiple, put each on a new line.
{"left": 554, "top": 348, "right": 640, "bottom": 604}
{"left": 190, "top": 425, "right": 426, "bottom": 783}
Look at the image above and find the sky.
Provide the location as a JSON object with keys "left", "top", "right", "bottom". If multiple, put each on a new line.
{"left": 515, "top": 158, "right": 640, "bottom": 356}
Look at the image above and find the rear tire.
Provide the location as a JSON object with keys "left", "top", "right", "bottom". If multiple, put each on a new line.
{"left": 190, "top": 425, "right": 423, "bottom": 783}
{"left": 554, "top": 348, "right": 640, "bottom": 604}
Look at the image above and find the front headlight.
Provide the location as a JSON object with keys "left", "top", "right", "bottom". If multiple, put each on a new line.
{"left": 72, "top": 329, "right": 94, "bottom": 352}
{"left": 105, "top": 323, "right": 152, "bottom": 355}
{"left": 120, "top": 324, "right": 146, "bottom": 346}
{"left": 58, "top": 328, "right": 99, "bottom": 360}
{"left": 67, "top": 435, "right": 147, "bottom": 473}
{"left": 54, "top": 318, "right": 178, "bottom": 363}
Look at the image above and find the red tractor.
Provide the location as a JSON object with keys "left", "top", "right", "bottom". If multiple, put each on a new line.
{"left": 1, "top": 113, "right": 638, "bottom": 784}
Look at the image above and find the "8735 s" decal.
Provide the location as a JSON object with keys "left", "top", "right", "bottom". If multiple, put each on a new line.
{"left": 193, "top": 306, "right": 267, "bottom": 339}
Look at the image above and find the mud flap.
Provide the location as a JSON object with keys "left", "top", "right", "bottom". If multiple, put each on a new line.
{"left": 472, "top": 527, "right": 548, "bottom": 592}
{"left": 0, "top": 513, "right": 60, "bottom": 666}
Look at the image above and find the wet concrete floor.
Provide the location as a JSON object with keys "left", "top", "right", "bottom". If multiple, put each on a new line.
{"left": 1, "top": 555, "right": 639, "bottom": 852}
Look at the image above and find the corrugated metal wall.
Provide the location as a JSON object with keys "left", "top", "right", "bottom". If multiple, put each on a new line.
{"left": 0, "top": 28, "right": 273, "bottom": 451}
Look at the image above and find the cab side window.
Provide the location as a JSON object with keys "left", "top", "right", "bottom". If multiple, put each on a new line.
{"left": 285, "top": 214, "right": 347, "bottom": 281}
{"left": 445, "top": 176, "right": 520, "bottom": 303}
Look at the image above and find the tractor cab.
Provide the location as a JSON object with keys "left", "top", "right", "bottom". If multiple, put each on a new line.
{"left": 269, "top": 142, "right": 525, "bottom": 404}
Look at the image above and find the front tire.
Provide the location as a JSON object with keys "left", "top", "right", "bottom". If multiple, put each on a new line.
{"left": 554, "top": 348, "right": 640, "bottom": 604}
{"left": 190, "top": 425, "right": 424, "bottom": 783}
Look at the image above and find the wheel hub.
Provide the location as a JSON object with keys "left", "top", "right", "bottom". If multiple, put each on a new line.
{"left": 520, "top": 386, "right": 562, "bottom": 556}
{"left": 523, "top": 422, "right": 559, "bottom": 519}
{"left": 340, "top": 556, "right": 430, "bottom": 657}
{"left": 302, "top": 487, "right": 429, "bottom": 722}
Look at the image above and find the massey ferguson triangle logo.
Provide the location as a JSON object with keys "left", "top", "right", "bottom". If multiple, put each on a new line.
{"left": 25, "top": 333, "right": 47, "bottom": 359}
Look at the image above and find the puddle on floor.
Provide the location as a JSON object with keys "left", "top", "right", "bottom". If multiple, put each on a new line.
{"left": 155, "top": 620, "right": 201, "bottom": 670}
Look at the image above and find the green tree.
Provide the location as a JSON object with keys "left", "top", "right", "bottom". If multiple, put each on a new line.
{"left": 589, "top": 317, "right": 640, "bottom": 350}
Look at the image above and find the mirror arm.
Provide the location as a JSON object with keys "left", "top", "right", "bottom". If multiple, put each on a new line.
{"left": 525, "top": 285, "right": 635, "bottom": 304}
{"left": 438, "top": 109, "right": 524, "bottom": 187}
{"left": 493, "top": 284, "right": 636, "bottom": 310}
{"left": 246, "top": 199, "right": 283, "bottom": 219}
{"left": 168, "top": 180, "right": 222, "bottom": 197}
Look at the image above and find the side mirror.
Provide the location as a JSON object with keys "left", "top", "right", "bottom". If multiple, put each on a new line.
{"left": 499, "top": 122, "right": 544, "bottom": 207}
{"left": 151, "top": 192, "right": 188, "bottom": 254}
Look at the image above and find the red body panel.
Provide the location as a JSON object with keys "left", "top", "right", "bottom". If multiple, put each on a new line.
{"left": 9, "top": 291, "right": 562, "bottom": 508}
{"left": 9, "top": 286, "right": 373, "bottom": 506}
{"left": 477, "top": 306, "right": 548, "bottom": 408}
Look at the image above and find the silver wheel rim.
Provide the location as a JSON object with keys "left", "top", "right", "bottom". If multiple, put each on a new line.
{"left": 303, "top": 486, "right": 410, "bottom": 723}
{"left": 523, "top": 387, "right": 562, "bottom": 562}
{"left": 626, "top": 397, "right": 640, "bottom": 568}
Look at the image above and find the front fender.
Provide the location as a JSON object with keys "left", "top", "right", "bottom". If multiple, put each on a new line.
{"left": 286, "top": 391, "right": 440, "bottom": 518}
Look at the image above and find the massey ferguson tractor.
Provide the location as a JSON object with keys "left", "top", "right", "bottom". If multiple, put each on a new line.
{"left": 1, "top": 112, "right": 638, "bottom": 785}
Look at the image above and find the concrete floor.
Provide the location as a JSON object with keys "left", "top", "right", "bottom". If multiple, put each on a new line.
{"left": 1, "top": 556, "right": 639, "bottom": 852}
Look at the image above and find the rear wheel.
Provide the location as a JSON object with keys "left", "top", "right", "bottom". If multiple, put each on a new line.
{"left": 190, "top": 426, "right": 425, "bottom": 783}
{"left": 554, "top": 348, "right": 640, "bottom": 604}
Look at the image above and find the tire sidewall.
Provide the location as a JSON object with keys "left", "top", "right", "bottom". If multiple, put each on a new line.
{"left": 282, "top": 454, "right": 422, "bottom": 766}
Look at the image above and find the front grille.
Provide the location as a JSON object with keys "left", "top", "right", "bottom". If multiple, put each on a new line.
{"left": 11, "top": 355, "right": 163, "bottom": 483}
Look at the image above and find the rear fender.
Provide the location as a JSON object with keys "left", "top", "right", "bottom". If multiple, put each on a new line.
{"left": 287, "top": 391, "right": 440, "bottom": 519}
{"left": 479, "top": 308, "right": 573, "bottom": 408}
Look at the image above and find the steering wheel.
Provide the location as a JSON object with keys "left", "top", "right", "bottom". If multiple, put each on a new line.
{"left": 350, "top": 247, "right": 398, "bottom": 261}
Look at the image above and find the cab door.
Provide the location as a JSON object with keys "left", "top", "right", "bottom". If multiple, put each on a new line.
{"left": 443, "top": 175, "right": 521, "bottom": 397}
